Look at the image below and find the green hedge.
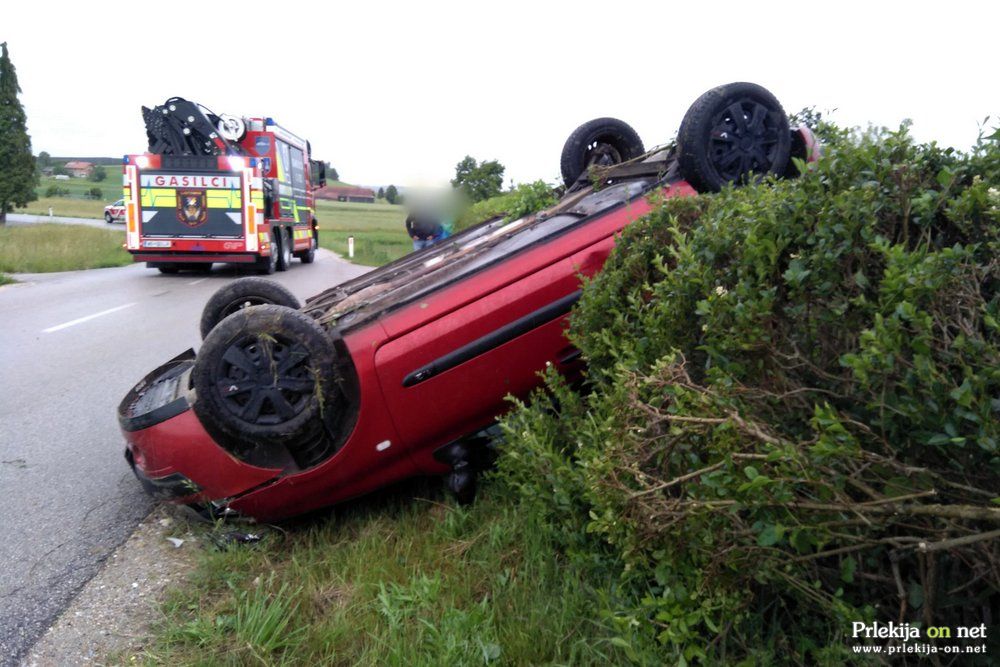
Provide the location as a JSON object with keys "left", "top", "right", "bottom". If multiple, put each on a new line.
{"left": 496, "top": 122, "right": 1000, "bottom": 664}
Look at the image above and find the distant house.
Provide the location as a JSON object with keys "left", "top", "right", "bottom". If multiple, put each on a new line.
{"left": 64, "top": 161, "right": 94, "bottom": 178}
{"left": 314, "top": 185, "right": 376, "bottom": 204}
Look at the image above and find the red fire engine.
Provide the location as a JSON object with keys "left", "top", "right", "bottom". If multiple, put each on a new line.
{"left": 122, "top": 97, "right": 326, "bottom": 274}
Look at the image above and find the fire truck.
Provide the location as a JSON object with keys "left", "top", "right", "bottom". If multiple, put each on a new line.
{"left": 122, "top": 97, "right": 326, "bottom": 274}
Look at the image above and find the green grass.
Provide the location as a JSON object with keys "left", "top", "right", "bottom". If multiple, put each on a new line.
{"left": 0, "top": 273, "right": 14, "bottom": 285}
{"left": 139, "top": 481, "right": 625, "bottom": 666}
{"left": 36, "top": 172, "right": 124, "bottom": 200}
{"left": 315, "top": 199, "right": 412, "bottom": 266}
{"left": 18, "top": 195, "right": 109, "bottom": 219}
{"left": 0, "top": 224, "right": 131, "bottom": 273}
{"left": 18, "top": 172, "right": 126, "bottom": 219}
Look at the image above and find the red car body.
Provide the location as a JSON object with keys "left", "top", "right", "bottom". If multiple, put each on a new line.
{"left": 120, "top": 123, "right": 820, "bottom": 521}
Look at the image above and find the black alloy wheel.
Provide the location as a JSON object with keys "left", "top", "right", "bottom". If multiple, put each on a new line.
{"left": 214, "top": 333, "right": 314, "bottom": 427}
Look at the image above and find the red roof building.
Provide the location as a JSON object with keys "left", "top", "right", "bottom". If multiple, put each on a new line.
{"left": 314, "top": 185, "right": 376, "bottom": 203}
{"left": 64, "top": 161, "right": 94, "bottom": 178}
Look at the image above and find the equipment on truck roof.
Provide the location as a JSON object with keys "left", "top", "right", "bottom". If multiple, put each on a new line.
{"left": 142, "top": 97, "right": 247, "bottom": 156}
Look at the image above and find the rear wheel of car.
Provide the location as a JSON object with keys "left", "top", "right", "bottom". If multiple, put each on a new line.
{"left": 191, "top": 304, "right": 338, "bottom": 459}
{"left": 677, "top": 82, "right": 791, "bottom": 193}
{"left": 276, "top": 228, "right": 292, "bottom": 272}
{"left": 105, "top": 212, "right": 114, "bottom": 224}
{"left": 199, "top": 277, "right": 301, "bottom": 339}
{"left": 560, "top": 117, "right": 645, "bottom": 188}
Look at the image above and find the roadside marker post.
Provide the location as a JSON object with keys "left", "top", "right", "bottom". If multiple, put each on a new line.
{"left": 348, "top": 235, "right": 354, "bottom": 259}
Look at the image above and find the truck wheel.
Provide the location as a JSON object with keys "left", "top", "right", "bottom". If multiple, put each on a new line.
{"left": 257, "top": 236, "right": 278, "bottom": 275}
{"left": 677, "top": 82, "right": 791, "bottom": 193}
{"left": 297, "top": 234, "right": 317, "bottom": 264}
{"left": 154, "top": 263, "right": 179, "bottom": 274}
{"left": 560, "top": 117, "right": 644, "bottom": 188}
{"left": 199, "top": 277, "right": 301, "bottom": 339}
{"left": 276, "top": 229, "right": 292, "bottom": 272}
{"left": 191, "top": 305, "right": 338, "bottom": 458}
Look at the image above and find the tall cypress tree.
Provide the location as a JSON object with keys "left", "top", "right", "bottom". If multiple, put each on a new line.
{"left": 0, "top": 42, "right": 37, "bottom": 225}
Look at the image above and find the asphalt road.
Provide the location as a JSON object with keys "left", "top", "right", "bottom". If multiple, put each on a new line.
{"left": 0, "top": 251, "right": 368, "bottom": 665}
{"left": 6, "top": 212, "right": 121, "bottom": 231}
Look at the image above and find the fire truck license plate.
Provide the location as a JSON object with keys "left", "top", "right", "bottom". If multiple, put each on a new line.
{"left": 143, "top": 240, "right": 172, "bottom": 248}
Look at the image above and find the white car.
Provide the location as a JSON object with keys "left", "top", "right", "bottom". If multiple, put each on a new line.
{"left": 104, "top": 199, "right": 126, "bottom": 224}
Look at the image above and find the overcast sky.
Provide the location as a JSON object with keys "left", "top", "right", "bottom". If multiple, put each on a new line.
{"left": 6, "top": 1, "right": 998, "bottom": 187}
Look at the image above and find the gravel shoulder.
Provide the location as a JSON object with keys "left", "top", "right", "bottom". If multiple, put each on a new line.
{"left": 23, "top": 507, "right": 195, "bottom": 667}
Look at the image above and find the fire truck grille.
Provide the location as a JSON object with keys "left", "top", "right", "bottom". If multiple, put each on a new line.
{"left": 162, "top": 155, "right": 219, "bottom": 171}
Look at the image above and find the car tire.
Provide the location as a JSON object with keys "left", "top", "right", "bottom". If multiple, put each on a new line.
{"left": 276, "top": 228, "right": 292, "bottom": 272}
{"left": 199, "top": 277, "right": 301, "bottom": 339}
{"left": 191, "top": 304, "right": 339, "bottom": 460}
{"left": 560, "top": 117, "right": 644, "bottom": 188}
{"left": 105, "top": 212, "right": 114, "bottom": 224}
{"left": 677, "top": 82, "right": 791, "bottom": 193}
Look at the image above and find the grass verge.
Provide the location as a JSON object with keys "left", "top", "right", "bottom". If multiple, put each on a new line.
{"left": 0, "top": 273, "right": 14, "bottom": 285}
{"left": 139, "top": 481, "right": 625, "bottom": 666}
{"left": 315, "top": 199, "right": 411, "bottom": 266}
{"left": 18, "top": 195, "right": 108, "bottom": 219}
{"left": 0, "top": 224, "right": 131, "bottom": 273}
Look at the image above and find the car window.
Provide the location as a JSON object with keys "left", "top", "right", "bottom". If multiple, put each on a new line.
{"left": 114, "top": 199, "right": 124, "bottom": 206}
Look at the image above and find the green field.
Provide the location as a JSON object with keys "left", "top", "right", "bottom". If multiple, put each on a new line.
{"left": 19, "top": 171, "right": 126, "bottom": 219}
{"left": 19, "top": 195, "right": 111, "bottom": 219}
{"left": 0, "top": 224, "right": 131, "bottom": 273}
{"left": 315, "top": 199, "right": 411, "bottom": 266}
{"left": 15, "top": 170, "right": 122, "bottom": 218}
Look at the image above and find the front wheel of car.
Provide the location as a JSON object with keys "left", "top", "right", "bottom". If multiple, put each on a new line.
{"left": 199, "top": 277, "right": 301, "bottom": 339}
{"left": 560, "top": 117, "right": 645, "bottom": 188}
{"left": 105, "top": 212, "right": 114, "bottom": 224}
{"left": 191, "top": 304, "right": 340, "bottom": 461}
{"left": 677, "top": 81, "right": 791, "bottom": 193}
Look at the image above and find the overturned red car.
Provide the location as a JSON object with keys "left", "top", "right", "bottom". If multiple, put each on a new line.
{"left": 119, "top": 82, "right": 820, "bottom": 521}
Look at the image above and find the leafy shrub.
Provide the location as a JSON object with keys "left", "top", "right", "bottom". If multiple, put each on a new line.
{"left": 497, "top": 124, "right": 1000, "bottom": 663}
{"left": 86, "top": 187, "right": 103, "bottom": 199}
{"left": 454, "top": 180, "right": 557, "bottom": 233}
{"left": 44, "top": 185, "right": 70, "bottom": 197}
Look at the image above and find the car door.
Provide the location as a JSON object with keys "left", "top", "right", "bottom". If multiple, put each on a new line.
{"left": 371, "top": 231, "right": 618, "bottom": 469}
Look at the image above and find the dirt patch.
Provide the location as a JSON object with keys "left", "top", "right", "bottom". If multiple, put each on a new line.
{"left": 23, "top": 507, "right": 196, "bottom": 666}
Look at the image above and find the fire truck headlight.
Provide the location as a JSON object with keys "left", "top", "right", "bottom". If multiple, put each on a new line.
{"left": 227, "top": 156, "right": 246, "bottom": 172}
{"left": 135, "top": 155, "right": 150, "bottom": 169}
